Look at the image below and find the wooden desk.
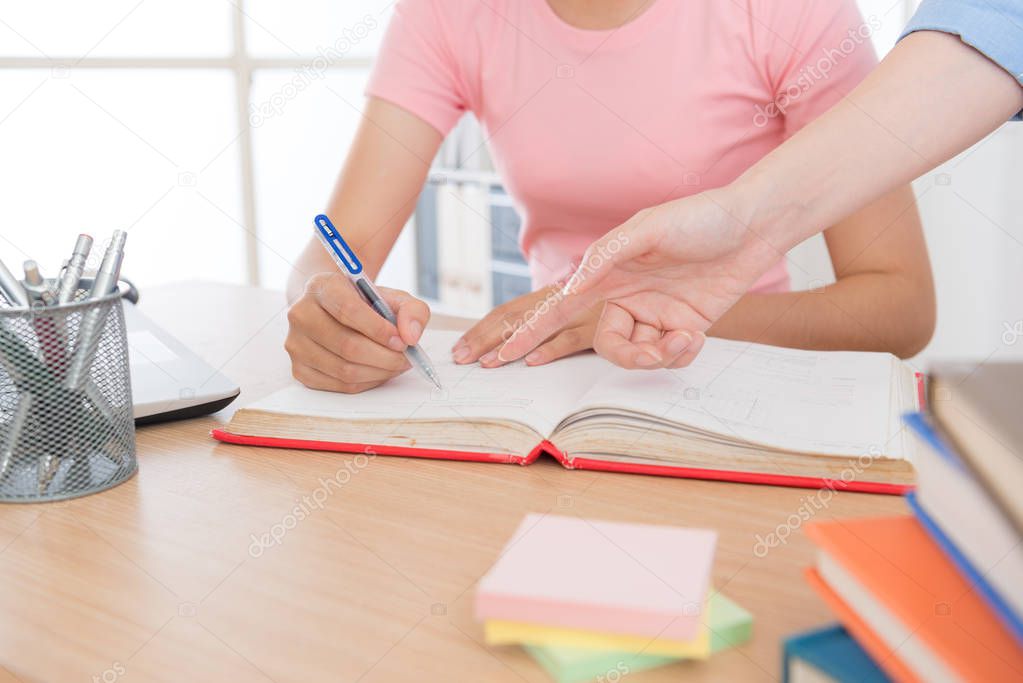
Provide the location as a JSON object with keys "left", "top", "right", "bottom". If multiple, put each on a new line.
{"left": 0, "top": 282, "right": 906, "bottom": 683}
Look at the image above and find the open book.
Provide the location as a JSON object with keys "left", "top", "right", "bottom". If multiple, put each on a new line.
{"left": 213, "top": 330, "right": 919, "bottom": 493}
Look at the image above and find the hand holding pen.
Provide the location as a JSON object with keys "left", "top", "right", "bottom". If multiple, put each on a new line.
{"left": 283, "top": 215, "right": 440, "bottom": 394}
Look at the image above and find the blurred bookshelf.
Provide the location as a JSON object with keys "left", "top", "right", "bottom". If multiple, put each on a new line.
{"left": 413, "top": 116, "right": 532, "bottom": 318}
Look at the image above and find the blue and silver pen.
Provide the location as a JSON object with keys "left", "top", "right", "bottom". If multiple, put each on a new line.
{"left": 313, "top": 214, "right": 442, "bottom": 390}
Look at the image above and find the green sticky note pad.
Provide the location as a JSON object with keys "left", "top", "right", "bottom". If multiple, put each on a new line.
{"left": 524, "top": 593, "right": 753, "bottom": 683}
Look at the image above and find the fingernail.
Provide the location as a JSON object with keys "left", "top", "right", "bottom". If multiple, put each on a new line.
{"left": 480, "top": 351, "right": 498, "bottom": 366}
{"left": 452, "top": 339, "right": 466, "bottom": 352}
{"left": 525, "top": 351, "right": 543, "bottom": 365}
{"left": 409, "top": 320, "right": 423, "bottom": 342}
{"left": 667, "top": 332, "right": 693, "bottom": 356}
{"left": 635, "top": 351, "right": 662, "bottom": 367}
{"left": 388, "top": 336, "right": 405, "bottom": 351}
{"left": 453, "top": 346, "right": 472, "bottom": 363}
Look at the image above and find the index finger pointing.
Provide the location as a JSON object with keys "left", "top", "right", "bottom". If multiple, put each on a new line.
{"left": 564, "top": 220, "right": 659, "bottom": 296}
{"left": 496, "top": 288, "right": 595, "bottom": 362}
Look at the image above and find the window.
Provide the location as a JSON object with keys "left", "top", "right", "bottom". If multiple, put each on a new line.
{"left": 0, "top": 0, "right": 392, "bottom": 291}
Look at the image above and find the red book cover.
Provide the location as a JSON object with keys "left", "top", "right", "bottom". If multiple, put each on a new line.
{"left": 211, "top": 373, "right": 923, "bottom": 495}
{"left": 210, "top": 432, "right": 913, "bottom": 495}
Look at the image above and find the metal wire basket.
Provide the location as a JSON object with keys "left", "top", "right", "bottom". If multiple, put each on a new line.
{"left": 0, "top": 281, "right": 136, "bottom": 502}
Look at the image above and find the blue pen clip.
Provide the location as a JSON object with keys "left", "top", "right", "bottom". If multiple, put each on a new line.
{"left": 314, "top": 214, "right": 363, "bottom": 275}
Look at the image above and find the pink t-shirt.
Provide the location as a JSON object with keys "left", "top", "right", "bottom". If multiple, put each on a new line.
{"left": 367, "top": 0, "right": 877, "bottom": 291}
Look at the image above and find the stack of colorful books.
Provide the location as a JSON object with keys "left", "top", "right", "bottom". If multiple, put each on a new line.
{"left": 475, "top": 514, "right": 753, "bottom": 683}
{"left": 790, "top": 361, "right": 1023, "bottom": 682}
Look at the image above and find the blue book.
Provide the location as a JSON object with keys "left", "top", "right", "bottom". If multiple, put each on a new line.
{"left": 782, "top": 624, "right": 889, "bottom": 683}
{"left": 904, "top": 413, "right": 1023, "bottom": 645}
{"left": 907, "top": 492, "right": 1023, "bottom": 644}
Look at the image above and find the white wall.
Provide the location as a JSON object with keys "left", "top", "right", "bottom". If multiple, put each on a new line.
{"left": 787, "top": 121, "right": 1023, "bottom": 364}
{"left": 786, "top": 0, "right": 1023, "bottom": 364}
{"left": 915, "top": 123, "right": 1023, "bottom": 362}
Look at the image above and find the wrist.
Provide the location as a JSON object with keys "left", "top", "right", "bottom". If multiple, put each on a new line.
{"left": 697, "top": 175, "right": 799, "bottom": 281}
{"left": 727, "top": 167, "right": 811, "bottom": 254}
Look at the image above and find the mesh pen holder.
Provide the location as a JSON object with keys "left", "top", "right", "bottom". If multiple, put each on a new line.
{"left": 0, "top": 282, "right": 136, "bottom": 502}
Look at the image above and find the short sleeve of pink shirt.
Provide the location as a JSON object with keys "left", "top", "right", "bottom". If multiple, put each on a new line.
{"left": 366, "top": 0, "right": 878, "bottom": 292}
{"left": 748, "top": 0, "right": 881, "bottom": 138}
{"left": 365, "top": 0, "right": 472, "bottom": 136}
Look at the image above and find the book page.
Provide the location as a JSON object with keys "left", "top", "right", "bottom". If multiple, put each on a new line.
{"left": 572, "top": 337, "right": 904, "bottom": 458}
{"left": 246, "top": 329, "right": 605, "bottom": 436}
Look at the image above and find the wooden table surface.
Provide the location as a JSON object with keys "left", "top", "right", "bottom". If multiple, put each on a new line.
{"left": 0, "top": 282, "right": 906, "bottom": 683}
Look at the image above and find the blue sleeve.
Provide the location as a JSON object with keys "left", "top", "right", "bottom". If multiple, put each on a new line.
{"left": 900, "top": 0, "right": 1023, "bottom": 120}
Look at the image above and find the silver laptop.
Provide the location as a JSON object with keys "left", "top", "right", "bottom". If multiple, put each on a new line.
{"left": 124, "top": 302, "right": 240, "bottom": 424}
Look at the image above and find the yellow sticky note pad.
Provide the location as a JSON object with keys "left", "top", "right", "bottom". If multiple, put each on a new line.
{"left": 484, "top": 615, "right": 712, "bottom": 658}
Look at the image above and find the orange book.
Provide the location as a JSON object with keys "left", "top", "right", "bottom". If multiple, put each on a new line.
{"left": 804, "top": 569, "right": 920, "bottom": 682}
{"left": 805, "top": 516, "right": 1023, "bottom": 682}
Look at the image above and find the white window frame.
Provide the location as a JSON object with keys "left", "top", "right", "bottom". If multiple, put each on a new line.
{"left": 0, "top": 0, "right": 373, "bottom": 286}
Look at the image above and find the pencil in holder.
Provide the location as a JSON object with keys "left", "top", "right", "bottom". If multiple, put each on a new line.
{"left": 0, "top": 281, "right": 136, "bottom": 502}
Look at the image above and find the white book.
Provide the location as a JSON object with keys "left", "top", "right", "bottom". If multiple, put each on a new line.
{"left": 910, "top": 425, "right": 1023, "bottom": 622}
{"left": 218, "top": 330, "right": 918, "bottom": 490}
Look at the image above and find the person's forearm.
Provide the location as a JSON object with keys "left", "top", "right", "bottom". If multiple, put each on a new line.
{"left": 733, "top": 31, "right": 1023, "bottom": 253}
{"left": 285, "top": 98, "right": 442, "bottom": 304}
{"left": 708, "top": 273, "right": 935, "bottom": 358}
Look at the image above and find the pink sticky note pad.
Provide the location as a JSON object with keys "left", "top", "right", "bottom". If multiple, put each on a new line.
{"left": 475, "top": 514, "right": 717, "bottom": 640}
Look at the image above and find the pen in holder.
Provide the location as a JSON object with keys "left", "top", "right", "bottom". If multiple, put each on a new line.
{"left": 0, "top": 280, "right": 136, "bottom": 502}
